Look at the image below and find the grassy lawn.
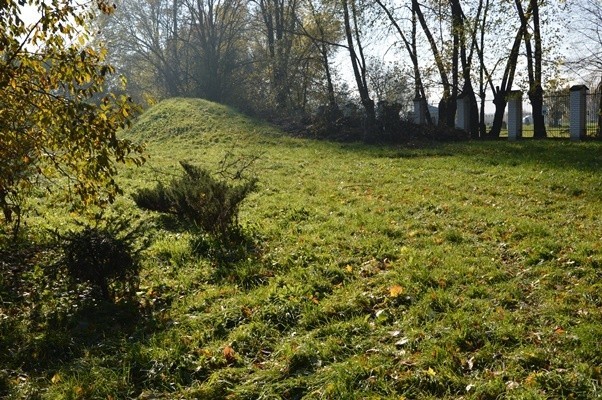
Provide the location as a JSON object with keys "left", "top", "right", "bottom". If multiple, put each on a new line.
{"left": 2, "top": 98, "right": 602, "bottom": 399}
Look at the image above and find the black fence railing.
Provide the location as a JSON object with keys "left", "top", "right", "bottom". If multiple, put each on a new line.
{"left": 517, "top": 90, "right": 602, "bottom": 138}
{"left": 479, "top": 88, "right": 600, "bottom": 139}
{"left": 543, "top": 93, "right": 571, "bottom": 138}
{"left": 586, "top": 90, "right": 601, "bottom": 137}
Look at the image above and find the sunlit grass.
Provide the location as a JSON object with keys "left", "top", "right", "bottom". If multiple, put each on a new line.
{"left": 2, "top": 98, "right": 602, "bottom": 399}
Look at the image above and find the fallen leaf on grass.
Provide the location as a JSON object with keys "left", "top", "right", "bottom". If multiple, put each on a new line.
{"left": 525, "top": 372, "right": 538, "bottom": 386}
{"left": 223, "top": 345, "right": 237, "bottom": 365}
{"left": 241, "top": 306, "right": 253, "bottom": 318}
{"left": 389, "top": 285, "right": 404, "bottom": 297}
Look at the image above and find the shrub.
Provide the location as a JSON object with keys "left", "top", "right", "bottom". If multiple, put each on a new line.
{"left": 133, "top": 161, "right": 257, "bottom": 238}
{"left": 59, "top": 218, "right": 144, "bottom": 301}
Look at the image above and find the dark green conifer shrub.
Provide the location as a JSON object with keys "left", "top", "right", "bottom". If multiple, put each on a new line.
{"left": 133, "top": 162, "right": 257, "bottom": 237}
{"left": 60, "top": 219, "right": 143, "bottom": 301}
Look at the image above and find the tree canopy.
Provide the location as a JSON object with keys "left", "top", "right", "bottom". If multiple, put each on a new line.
{"left": 0, "top": 0, "right": 145, "bottom": 233}
{"left": 98, "top": 0, "right": 588, "bottom": 140}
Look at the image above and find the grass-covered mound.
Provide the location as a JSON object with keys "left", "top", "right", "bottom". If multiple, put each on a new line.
{"left": 2, "top": 98, "right": 602, "bottom": 399}
{"left": 126, "top": 97, "right": 283, "bottom": 143}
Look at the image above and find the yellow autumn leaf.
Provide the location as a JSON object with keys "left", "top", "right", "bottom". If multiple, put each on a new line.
{"left": 525, "top": 372, "right": 538, "bottom": 386}
{"left": 389, "top": 285, "right": 404, "bottom": 297}
{"left": 51, "top": 373, "right": 61, "bottom": 384}
{"left": 345, "top": 265, "right": 353, "bottom": 273}
{"left": 426, "top": 367, "right": 436, "bottom": 377}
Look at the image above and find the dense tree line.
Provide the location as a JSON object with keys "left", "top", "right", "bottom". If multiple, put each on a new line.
{"left": 100, "top": 0, "right": 600, "bottom": 139}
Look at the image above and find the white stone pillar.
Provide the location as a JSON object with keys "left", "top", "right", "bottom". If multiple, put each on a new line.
{"left": 413, "top": 97, "right": 425, "bottom": 125}
{"left": 456, "top": 95, "right": 470, "bottom": 132}
{"left": 507, "top": 90, "right": 523, "bottom": 141}
{"left": 570, "top": 85, "right": 588, "bottom": 141}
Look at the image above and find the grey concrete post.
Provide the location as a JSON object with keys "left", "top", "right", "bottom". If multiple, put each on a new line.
{"left": 570, "top": 85, "right": 588, "bottom": 141}
{"left": 456, "top": 95, "right": 470, "bottom": 132}
{"left": 507, "top": 90, "right": 523, "bottom": 141}
{"left": 413, "top": 97, "right": 425, "bottom": 125}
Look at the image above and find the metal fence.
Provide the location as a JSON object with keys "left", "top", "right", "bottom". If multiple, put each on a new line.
{"left": 543, "top": 93, "right": 571, "bottom": 138}
{"left": 587, "top": 90, "right": 601, "bottom": 137}
{"left": 474, "top": 88, "right": 601, "bottom": 138}
{"left": 518, "top": 90, "right": 601, "bottom": 138}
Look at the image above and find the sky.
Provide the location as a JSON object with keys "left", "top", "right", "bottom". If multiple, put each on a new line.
{"left": 19, "top": 4, "right": 38, "bottom": 23}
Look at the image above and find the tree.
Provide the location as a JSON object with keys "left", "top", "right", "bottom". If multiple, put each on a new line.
{"left": 100, "top": 0, "right": 187, "bottom": 100}
{"left": 182, "top": 0, "right": 249, "bottom": 103}
{"left": 516, "top": 0, "right": 546, "bottom": 138}
{"left": 0, "top": 0, "right": 145, "bottom": 235}
{"left": 569, "top": 0, "right": 602, "bottom": 77}
{"left": 341, "top": 0, "right": 376, "bottom": 139}
{"left": 411, "top": 0, "right": 458, "bottom": 128}
{"left": 250, "top": 0, "right": 301, "bottom": 110}
{"left": 451, "top": 0, "right": 482, "bottom": 137}
{"left": 297, "top": 0, "right": 343, "bottom": 117}
{"left": 476, "top": 0, "right": 491, "bottom": 137}
{"left": 373, "top": 0, "right": 433, "bottom": 124}
{"left": 484, "top": 1, "right": 530, "bottom": 137}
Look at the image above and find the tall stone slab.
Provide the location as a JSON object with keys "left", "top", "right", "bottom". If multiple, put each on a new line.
{"left": 507, "top": 90, "right": 523, "bottom": 141}
{"left": 456, "top": 95, "right": 471, "bottom": 132}
{"left": 570, "top": 85, "right": 588, "bottom": 141}
{"left": 413, "top": 97, "right": 426, "bottom": 125}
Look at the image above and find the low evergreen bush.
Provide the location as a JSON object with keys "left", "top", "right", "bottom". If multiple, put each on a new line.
{"left": 133, "top": 161, "right": 257, "bottom": 238}
{"left": 59, "top": 218, "right": 143, "bottom": 301}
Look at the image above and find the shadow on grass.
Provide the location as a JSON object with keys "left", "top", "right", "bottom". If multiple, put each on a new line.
{"left": 191, "top": 227, "right": 273, "bottom": 290}
{"left": 0, "top": 235, "right": 167, "bottom": 398}
{"left": 456, "top": 139, "right": 602, "bottom": 173}
{"left": 322, "top": 137, "right": 602, "bottom": 173}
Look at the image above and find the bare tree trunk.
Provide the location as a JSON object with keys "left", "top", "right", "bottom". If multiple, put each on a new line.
{"left": 487, "top": 6, "right": 529, "bottom": 138}
{"left": 478, "top": 0, "right": 490, "bottom": 138}
{"left": 452, "top": 0, "right": 482, "bottom": 138}
{"left": 322, "top": 45, "right": 337, "bottom": 115}
{"left": 258, "top": 0, "right": 298, "bottom": 110}
{"left": 341, "top": 0, "right": 376, "bottom": 140}
{"left": 299, "top": 0, "right": 339, "bottom": 122}
{"left": 490, "top": 86, "right": 508, "bottom": 136}
{"left": 413, "top": 0, "right": 455, "bottom": 128}
{"left": 517, "top": 0, "right": 546, "bottom": 138}
{"left": 532, "top": 0, "right": 546, "bottom": 139}
{"left": 411, "top": 8, "right": 432, "bottom": 124}
{"left": 374, "top": 0, "right": 431, "bottom": 124}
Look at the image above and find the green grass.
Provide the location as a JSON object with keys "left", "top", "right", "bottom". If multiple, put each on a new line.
{"left": 2, "top": 98, "right": 602, "bottom": 399}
